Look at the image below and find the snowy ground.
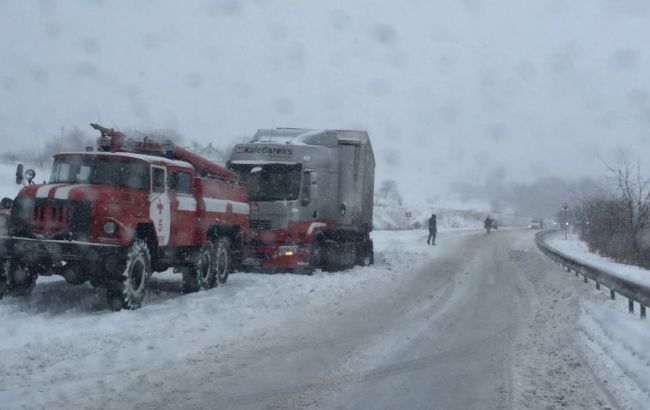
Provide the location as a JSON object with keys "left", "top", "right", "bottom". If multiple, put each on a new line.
{"left": 1, "top": 162, "right": 648, "bottom": 409}
{"left": 542, "top": 232, "right": 650, "bottom": 410}
{"left": 0, "top": 229, "right": 444, "bottom": 408}
{"left": 1, "top": 228, "right": 648, "bottom": 409}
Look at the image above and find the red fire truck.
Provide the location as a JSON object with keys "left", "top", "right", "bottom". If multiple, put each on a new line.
{"left": 0, "top": 124, "right": 249, "bottom": 310}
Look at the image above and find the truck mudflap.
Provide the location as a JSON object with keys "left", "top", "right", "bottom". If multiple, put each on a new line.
{"left": 0, "top": 236, "right": 122, "bottom": 265}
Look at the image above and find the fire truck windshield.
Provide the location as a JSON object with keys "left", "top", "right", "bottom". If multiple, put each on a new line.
{"left": 229, "top": 163, "right": 302, "bottom": 201}
{"left": 50, "top": 157, "right": 150, "bottom": 190}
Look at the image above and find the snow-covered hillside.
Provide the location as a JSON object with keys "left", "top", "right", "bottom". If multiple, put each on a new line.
{"left": 373, "top": 197, "right": 531, "bottom": 231}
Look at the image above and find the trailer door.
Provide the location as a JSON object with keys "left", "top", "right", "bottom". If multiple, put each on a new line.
{"left": 338, "top": 142, "right": 360, "bottom": 230}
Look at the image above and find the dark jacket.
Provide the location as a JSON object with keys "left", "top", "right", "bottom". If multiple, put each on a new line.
{"left": 428, "top": 216, "right": 437, "bottom": 232}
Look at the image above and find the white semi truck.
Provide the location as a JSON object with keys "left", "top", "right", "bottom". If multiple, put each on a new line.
{"left": 228, "top": 128, "right": 375, "bottom": 273}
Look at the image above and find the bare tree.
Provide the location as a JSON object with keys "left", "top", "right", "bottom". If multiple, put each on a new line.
{"left": 377, "top": 179, "right": 403, "bottom": 205}
{"left": 602, "top": 156, "right": 650, "bottom": 262}
{"left": 576, "top": 153, "right": 650, "bottom": 267}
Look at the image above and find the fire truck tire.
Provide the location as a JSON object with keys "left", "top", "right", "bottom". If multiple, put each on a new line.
{"left": 107, "top": 239, "right": 151, "bottom": 311}
{"left": 181, "top": 266, "right": 200, "bottom": 294}
{"left": 214, "top": 237, "right": 231, "bottom": 285}
{"left": 196, "top": 241, "right": 216, "bottom": 290}
{"left": 6, "top": 260, "right": 37, "bottom": 297}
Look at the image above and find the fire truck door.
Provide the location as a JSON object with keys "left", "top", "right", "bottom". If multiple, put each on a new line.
{"left": 150, "top": 166, "right": 171, "bottom": 247}
{"left": 167, "top": 170, "right": 196, "bottom": 246}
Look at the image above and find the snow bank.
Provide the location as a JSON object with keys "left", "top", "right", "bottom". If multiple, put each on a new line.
{"left": 543, "top": 232, "right": 650, "bottom": 409}
{"left": 547, "top": 233, "right": 650, "bottom": 289}
{"left": 578, "top": 301, "right": 650, "bottom": 410}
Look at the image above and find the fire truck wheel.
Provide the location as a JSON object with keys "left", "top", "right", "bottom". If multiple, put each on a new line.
{"left": 107, "top": 239, "right": 151, "bottom": 311}
{"left": 7, "top": 260, "right": 37, "bottom": 297}
{"left": 196, "top": 241, "right": 216, "bottom": 290}
{"left": 214, "top": 237, "right": 231, "bottom": 285}
{"left": 181, "top": 266, "right": 200, "bottom": 294}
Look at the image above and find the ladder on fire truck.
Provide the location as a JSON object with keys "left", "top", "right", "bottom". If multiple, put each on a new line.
{"left": 91, "top": 123, "right": 238, "bottom": 182}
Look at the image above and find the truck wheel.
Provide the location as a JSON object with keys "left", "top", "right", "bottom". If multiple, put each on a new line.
{"left": 196, "top": 241, "right": 216, "bottom": 290}
{"left": 214, "top": 237, "right": 231, "bottom": 285}
{"left": 0, "top": 260, "right": 9, "bottom": 299}
{"left": 7, "top": 260, "right": 37, "bottom": 297}
{"left": 107, "top": 239, "right": 151, "bottom": 311}
{"left": 307, "top": 241, "right": 323, "bottom": 274}
{"left": 180, "top": 266, "right": 200, "bottom": 294}
{"left": 357, "top": 239, "right": 374, "bottom": 266}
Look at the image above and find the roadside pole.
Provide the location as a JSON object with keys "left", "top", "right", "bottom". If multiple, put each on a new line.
{"left": 561, "top": 202, "right": 570, "bottom": 240}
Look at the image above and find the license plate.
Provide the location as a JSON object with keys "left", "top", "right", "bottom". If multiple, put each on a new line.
{"left": 17, "top": 241, "right": 61, "bottom": 254}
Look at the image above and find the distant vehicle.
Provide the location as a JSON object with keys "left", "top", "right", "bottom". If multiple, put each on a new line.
{"left": 528, "top": 218, "right": 543, "bottom": 229}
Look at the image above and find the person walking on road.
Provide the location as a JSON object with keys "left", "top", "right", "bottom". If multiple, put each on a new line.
{"left": 484, "top": 216, "right": 492, "bottom": 234}
{"left": 427, "top": 214, "right": 437, "bottom": 245}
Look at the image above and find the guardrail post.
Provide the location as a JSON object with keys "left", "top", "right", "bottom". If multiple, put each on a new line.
{"left": 596, "top": 282, "right": 600, "bottom": 290}
{"left": 641, "top": 305, "right": 646, "bottom": 319}
{"left": 584, "top": 275, "right": 588, "bottom": 283}
{"left": 610, "top": 289, "right": 615, "bottom": 300}
{"left": 629, "top": 298, "right": 634, "bottom": 314}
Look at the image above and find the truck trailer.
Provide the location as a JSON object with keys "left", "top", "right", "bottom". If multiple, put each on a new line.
{"left": 228, "top": 128, "right": 375, "bottom": 273}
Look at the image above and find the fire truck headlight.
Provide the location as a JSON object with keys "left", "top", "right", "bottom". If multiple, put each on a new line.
{"left": 103, "top": 221, "right": 117, "bottom": 235}
{"left": 278, "top": 245, "right": 299, "bottom": 257}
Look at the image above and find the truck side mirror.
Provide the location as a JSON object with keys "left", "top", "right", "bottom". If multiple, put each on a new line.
{"left": 24, "top": 169, "right": 36, "bottom": 185}
{"left": 15, "top": 164, "right": 23, "bottom": 185}
{"left": 0, "top": 197, "right": 12, "bottom": 209}
{"left": 301, "top": 170, "right": 312, "bottom": 206}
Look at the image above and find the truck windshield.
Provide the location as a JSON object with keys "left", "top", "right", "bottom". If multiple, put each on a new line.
{"left": 50, "top": 157, "right": 149, "bottom": 190}
{"left": 229, "top": 163, "right": 302, "bottom": 201}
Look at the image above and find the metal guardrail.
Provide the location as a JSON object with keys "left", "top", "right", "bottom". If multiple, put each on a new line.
{"left": 535, "top": 230, "right": 649, "bottom": 319}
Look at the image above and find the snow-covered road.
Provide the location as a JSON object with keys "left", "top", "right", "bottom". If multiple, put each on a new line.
{"left": 1, "top": 229, "right": 646, "bottom": 409}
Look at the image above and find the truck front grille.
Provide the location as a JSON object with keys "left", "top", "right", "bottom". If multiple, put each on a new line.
{"left": 10, "top": 198, "right": 92, "bottom": 240}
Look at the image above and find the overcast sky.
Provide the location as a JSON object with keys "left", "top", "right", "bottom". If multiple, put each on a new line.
{"left": 1, "top": 0, "right": 649, "bottom": 203}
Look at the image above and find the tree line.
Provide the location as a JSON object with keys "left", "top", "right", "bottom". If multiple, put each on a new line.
{"left": 573, "top": 158, "right": 650, "bottom": 268}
